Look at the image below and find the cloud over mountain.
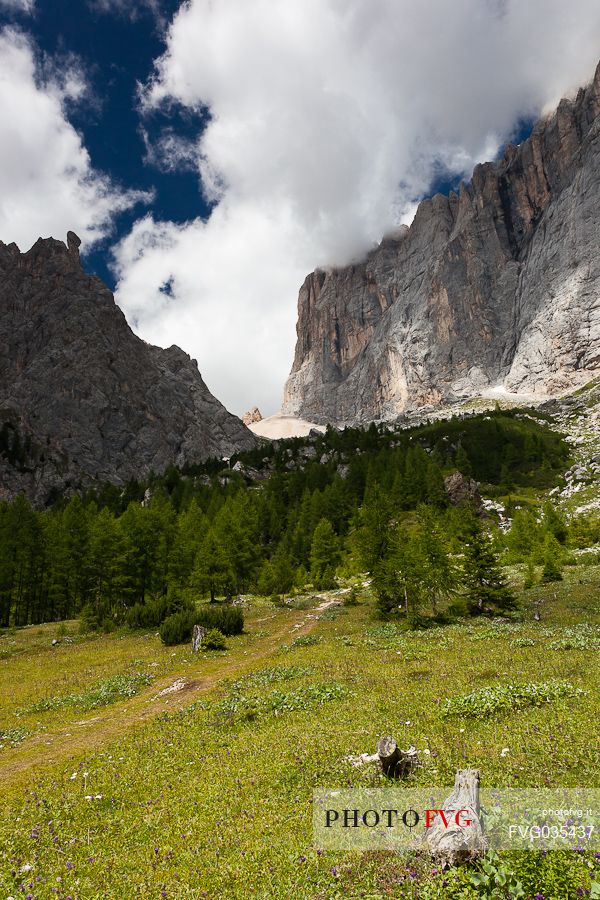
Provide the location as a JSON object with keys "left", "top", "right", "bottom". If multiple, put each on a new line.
{"left": 113, "top": 0, "right": 600, "bottom": 415}
{"left": 0, "top": 28, "right": 147, "bottom": 251}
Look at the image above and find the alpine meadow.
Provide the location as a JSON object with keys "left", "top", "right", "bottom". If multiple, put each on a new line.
{"left": 2, "top": 3, "right": 600, "bottom": 898}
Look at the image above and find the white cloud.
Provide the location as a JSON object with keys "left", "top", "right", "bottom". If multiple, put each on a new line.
{"left": 116, "top": 1, "right": 600, "bottom": 414}
{"left": 0, "top": 28, "right": 148, "bottom": 252}
{"left": 141, "top": 126, "right": 198, "bottom": 172}
{"left": 0, "top": 0, "right": 34, "bottom": 13}
{"left": 88, "top": 0, "right": 165, "bottom": 23}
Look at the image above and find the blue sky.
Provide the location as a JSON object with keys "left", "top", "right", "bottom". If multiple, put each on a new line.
{"left": 0, "top": 0, "right": 208, "bottom": 289}
{"left": 1, "top": 0, "right": 600, "bottom": 416}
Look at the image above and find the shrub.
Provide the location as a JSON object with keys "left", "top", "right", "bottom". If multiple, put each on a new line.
{"left": 201, "top": 628, "right": 227, "bottom": 651}
{"left": 195, "top": 605, "right": 244, "bottom": 636}
{"left": 541, "top": 554, "right": 563, "bottom": 583}
{"left": 159, "top": 606, "right": 244, "bottom": 645}
{"left": 127, "top": 597, "right": 168, "bottom": 629}
{"left": 78, "top": 602, "right": 104, "bottom": 632}
{"left": 159, "top": 611, "right": 195, "bottom": 646}
{"left": 343, "top": 586, "right": 360, "bottom": 606}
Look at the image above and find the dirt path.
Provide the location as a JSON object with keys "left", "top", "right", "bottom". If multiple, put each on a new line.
{"left": 291, "top": 596, "right": 341, "bottom": 633}
{"left": 1, "top": 603, "right": 332, "bottom": 786}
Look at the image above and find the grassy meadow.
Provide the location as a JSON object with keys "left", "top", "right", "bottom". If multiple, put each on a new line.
{"left": 1, "top": 566, "right": 599, "bottom": 899}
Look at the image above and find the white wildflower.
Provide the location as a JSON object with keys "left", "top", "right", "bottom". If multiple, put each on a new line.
{"left": 501, "top": 747, "right": 510, "bottom": 757}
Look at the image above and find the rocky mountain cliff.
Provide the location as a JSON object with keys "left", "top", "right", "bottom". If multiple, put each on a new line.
{"left": 0, "top": 233, "right": 255, "bottom": 503}
{"left": 283, "top": 61, "right": 600, "bottom": 424}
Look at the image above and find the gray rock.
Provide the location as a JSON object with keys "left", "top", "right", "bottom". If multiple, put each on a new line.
{"left": 0, "top": 235, "right": 256, "bottom": 503}
{"left": 242, "top": 406, "right": 263, "bottom": 425}
{"left": 298, "top": 445, "right": 318, "bottom": 461}
{"left": 232, "top": 460, "right": 262, "bottom": 480}
{"left": 283, "top": 61, "right": 600, "bottom": 424}
{"left": 444, "top": 471, "right": 484, "bottom": 513}
{"left": 191, "top": 624, "right": 208, "bottom": 652}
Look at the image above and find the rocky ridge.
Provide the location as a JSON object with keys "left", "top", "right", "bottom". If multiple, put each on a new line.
{"left": 0, "top": 233, "right": 255, "bottom": 503}
{"left": 283, "top": 61, "right": 600, "bottom": 424}
{"left": 242, "top": 406, "right": 263, "bottom": 426}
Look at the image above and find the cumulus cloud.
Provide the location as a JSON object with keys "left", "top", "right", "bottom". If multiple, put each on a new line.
{"left": 0, "top": 28, "right": 148, "bottom": 251}
{"left": 114, "top": 0, "right": 600, "bottom": 415}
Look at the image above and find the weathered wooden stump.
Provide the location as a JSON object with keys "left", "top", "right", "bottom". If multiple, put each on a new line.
{"left": 425, "top": 768, "right": 486, "bottom": 867}
{"left": 191, "top": 624, "right": 208, "bottom": 652}
{"left": 377, "top": 736, "right": 418, "bottom": 779}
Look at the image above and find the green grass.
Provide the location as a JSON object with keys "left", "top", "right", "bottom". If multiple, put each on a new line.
{"left": 0, "top": 572, "right": 599, "bottom": 898}
{"left": 441, "top": 679, "right": 586, "bottom": 719}
{"left": 18, "top": 672, "right": 154, "bottom": 714}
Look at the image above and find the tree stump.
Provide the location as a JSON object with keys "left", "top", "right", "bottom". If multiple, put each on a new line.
{"left": 425, "top": 768, "right": 486, "bottom": 867}
{"left": 191, "top": 624, "right": 208, "bottom": 652}
{"left": 377, "top": 736, "right": 418, "bottom": 778}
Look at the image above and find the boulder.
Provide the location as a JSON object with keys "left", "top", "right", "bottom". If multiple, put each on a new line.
{"left": 191, "top": 625, "right": 208, "bottom": 652}
{"left": 444, "top": 471, "right": 484, "bottom": 513}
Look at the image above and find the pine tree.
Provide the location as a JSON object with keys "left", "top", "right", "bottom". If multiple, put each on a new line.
{"left": 414, "top": 505, "right": 458, "bottom": 615}
{"left": 87, "top": 506, "right": 130, "bottom": 621}
{"left": 310, "top": 518, "right": 340, "bottom": 590}
{"left": 353, "top": 485, "right": 392, "bottom": 573}
{"left": 455, "top": 445, "right": 472, "bottom": 476}
{"left": 523, "top": 556, "right": 537, "bottom": 590}
{"left": 271, "top": 543, "right": 295, "bottom": 594}
{"left": 168, "top": 499, "right": 207, "bottom": 587}
{"left": 462, "top": 521, "right": 515, "bottom": 614}
{"left": 505, "top": 508, "right": 543, "bottom": 562}
{"left": 191, "top": 528, "right": 235, "bottom": 602}
{"left": 425, "top": 461, "right": 448, "bottom": 507}
{"left": 542, "top": 502, "right": 568, "bottom": 545}
{"left": 372, "top": 527, "right": 427, "bottom": 624}
{"left": 540, "top": 535, "right": 563, "bottom": 583}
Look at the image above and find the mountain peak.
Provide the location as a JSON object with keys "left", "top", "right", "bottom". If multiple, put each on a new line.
{"left": 283, "top": 59, "right": 600, "bottom": 424}
{"left": 0, "top": 232, "right": 255, "bottom": 503}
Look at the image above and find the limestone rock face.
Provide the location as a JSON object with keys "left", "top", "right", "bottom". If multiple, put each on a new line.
{"left": 283, "top": 61, "right": 600, "bottom": 424}
{"left": 242, "top": 406, "right": 263, "bottom": 425}
{"left": 0, "top": 235, "right": 256, "bottom": 502}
